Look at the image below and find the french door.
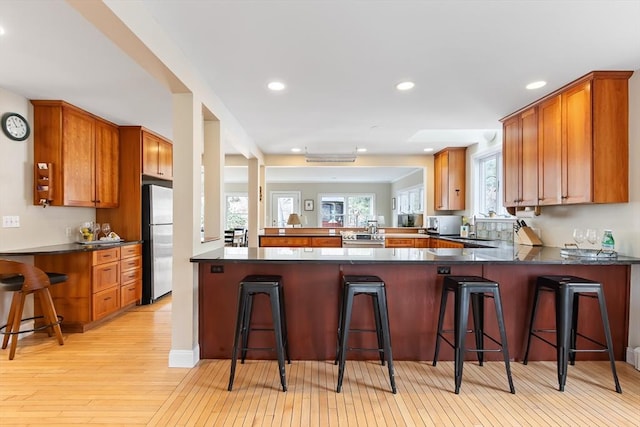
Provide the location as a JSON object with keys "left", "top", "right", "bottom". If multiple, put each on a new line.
{"left": 270, "top": 191, "right": 301, "bottom": 227}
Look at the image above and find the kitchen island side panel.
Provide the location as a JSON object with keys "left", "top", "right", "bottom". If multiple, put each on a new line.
{"left": 483, "top": 264, "right": 630, "bottom": 361}
{"left": 199, "top": 261, "right": 630, "bottom": 361}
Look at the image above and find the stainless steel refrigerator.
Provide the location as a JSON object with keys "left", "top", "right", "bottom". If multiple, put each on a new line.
{"left": 142, "top": 184, "right": 173, "bottom": 304}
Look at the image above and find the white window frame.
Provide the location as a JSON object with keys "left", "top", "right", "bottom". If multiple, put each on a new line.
{"left": 318, "top": 193, "right": 376, "bottom": 227}
{"left": 472, "top": 148, "right": 508, "bottom": 217}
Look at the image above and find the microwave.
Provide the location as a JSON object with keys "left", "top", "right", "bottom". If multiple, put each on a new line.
{"left": 426, "top": 215, "right": 462, "bottom": 235}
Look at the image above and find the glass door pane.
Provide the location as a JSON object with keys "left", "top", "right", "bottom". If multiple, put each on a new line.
{"left": 271, "top": 192, "right": 300, "bottom": 227}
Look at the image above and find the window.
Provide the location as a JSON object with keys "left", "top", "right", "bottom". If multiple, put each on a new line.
{"left": 396, "top": 186, "right": 424, "bottom": 214}
{"left": 225, "top": 193, "right": 248, "bottom": 229}
{"left": 475, "top": 151, "right": 507, "bottom": 216}
{"left": 319, "top": 194, "right": 375, "bottom": 227}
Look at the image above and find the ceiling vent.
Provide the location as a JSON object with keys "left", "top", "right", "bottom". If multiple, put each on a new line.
{"left": 304, "top": 153, "right": 357, "bottom": 163}
{"left": 304, "top": 148, "right": 357, "bottom": 163}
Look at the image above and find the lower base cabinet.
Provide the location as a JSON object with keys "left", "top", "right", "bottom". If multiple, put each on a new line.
{"left": 35, "top": 243, "right": 142, "bottom": 332}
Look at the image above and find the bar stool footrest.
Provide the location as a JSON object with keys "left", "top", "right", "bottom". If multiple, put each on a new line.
{"left": 0, "top": 314, "right": 63, "bottom": 335}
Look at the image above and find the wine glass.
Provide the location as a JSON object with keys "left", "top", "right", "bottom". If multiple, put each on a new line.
{"left": 102, "top": 223, "right": 111, "bottom": 239}
{"left": 93, "top": 223, "right": 101, "bottom": 241}
{"left": 586, "top": 228, "right": 598, "bottom": 247}
{"left": 572, "top": 228, "right": 585, "bottom": 248}
{"left": 572, "top": 228, "right": 585, "bottom": 247}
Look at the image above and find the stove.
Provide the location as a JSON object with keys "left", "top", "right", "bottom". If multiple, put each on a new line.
{"left": 341, "top": 232, "right": 386, "bottom": 247}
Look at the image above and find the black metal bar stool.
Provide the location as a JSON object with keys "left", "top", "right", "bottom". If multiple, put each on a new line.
{"left": 523, "top": 275, "right": 621, "bottom": 393}
{"left": 335, "top": 275, "right": 396, "bottom": 394}
{"left": 0, "top": 260, "right": 66, "bottom": 360}
{"left": 433, "top": 276, "right": 515, "bottom": 394}
{"left": 228, "top": 275, "right": 290, "bottom": 392}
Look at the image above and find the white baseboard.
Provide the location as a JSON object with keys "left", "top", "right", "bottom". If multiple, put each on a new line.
{"left": 626, "top": 346, "right": 640, "bottom": 371}
{"left": 168, "top": 345, "right": 200, "bottom": 368}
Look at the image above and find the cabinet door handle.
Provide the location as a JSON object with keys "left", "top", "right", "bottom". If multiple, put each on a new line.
{"left": 104, "top": 297, "right": 112, "bottom": 301}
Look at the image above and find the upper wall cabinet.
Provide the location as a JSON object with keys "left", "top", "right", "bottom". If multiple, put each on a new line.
{"left": 32, "top": 100, "right": 119, "bottom": 208}
{"left": 501, "top": 70, "right": 632, "bottom": 208}
{"left": 142, "top": 131, "right": 173, "bottom": 180}
{"left": 96, "top": 126, "right": 172, "bottom": 242}
{"left": 434, "top": 147, "right": 466, "bottom": 211}
{"left": 502, "top": 107, "right": 538, "bottom": 207}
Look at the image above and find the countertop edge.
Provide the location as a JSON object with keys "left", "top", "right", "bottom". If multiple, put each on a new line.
{"left": 0, "top": 240, "right": 143, "bottom": 256}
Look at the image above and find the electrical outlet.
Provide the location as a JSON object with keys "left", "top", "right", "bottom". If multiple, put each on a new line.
{"left": 437, "top": 266, "right": 451, "bottom": 275}
{"left": 65, "top": 227, "right": 73, "bottom": 237}
{"left": 2, "top": 216, "right": 20, "bottom": 228}
{"left": 210, "top": 265, "right": 224, "bottom": 273}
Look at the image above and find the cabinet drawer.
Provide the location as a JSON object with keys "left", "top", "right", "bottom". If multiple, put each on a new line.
{"left": 121, "top": 244, "right": 141, "bottom": 259}
{"left": 92, "top": 286, "right": 120, "bottom": 320}
{"left": 120, "top": 282, "right": 139, "bottom": 307}
{"left": 121, "top": 267, "right": 142, "bottom": 284}
{"left": 93, "top": 247, "right": 120, "bottom": 265}
{"left": 120, "top": 255, "right": 141, "bottom": 272}
{"left": 92, "top": 261, "right": 120, "bottom": 293}
{"left": 385, "top": 238, "right": 415, "bottom": 248}
{"left": 415, "top": 238, "right": 431, "bottom": 248}
{"left": 261, "top": 237, "right": 311, "bottom": 247}
{"left": 310, "top": 237, "right": 342, "bottom": 247}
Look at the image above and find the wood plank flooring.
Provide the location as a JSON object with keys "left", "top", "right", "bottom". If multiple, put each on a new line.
{"left": 1, "top": 296, "right": 639, "bottom": 426}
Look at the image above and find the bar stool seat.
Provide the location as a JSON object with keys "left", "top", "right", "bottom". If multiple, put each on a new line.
{"left": 433, "top": 276, "right": 515, "bottom": 394}
{"left": 228, "top": 275, "right": 290, "bottom": 392}
{"left": 335, "top": 275, "right": 396, "bottom": 394}
{"left": 523, "top": 275, "right": 621, "bottom": 393}
{"left": 0, "top": 260, "right": 66, "bottom": 360}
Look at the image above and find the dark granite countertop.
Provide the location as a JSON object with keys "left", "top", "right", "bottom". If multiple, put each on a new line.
{"left": 0, "top": 240, "right": 143, "bottom": 256}
{"left": 190, "top": 245, "right": 640, "bottom": 265}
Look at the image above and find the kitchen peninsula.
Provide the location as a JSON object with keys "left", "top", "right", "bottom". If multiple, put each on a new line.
{"left": 192, "top": 245, "right": 638, "bottom": 362}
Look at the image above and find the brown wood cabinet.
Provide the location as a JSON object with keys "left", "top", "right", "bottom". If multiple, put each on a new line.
{"left": 385, "top": 238, "right": 415, "bottom": 248}
{"left": 259, "top": 236, "right": 343, "bottom": 247}
{"left": 142, "top": 131, "right": 173, "bottom": 179}
{"left": 31, "top": 100, "right": 119, "bottom": 208}
{"left": 502, "top": 71, "right": 632, "bottom": 207}
{"left": 432, "top": 239, "right": 464, "bottom": 249}
{"left": 503, "top": 107, "right": 538, "bottom": 207}
{"left": 97, "top": 127, "right": 173, "bottom": 241}
{"left": 120, "top": 244, "right": 142, "bottom": 307}
{"left": 434, "top": 147, "right": 466, "bottom": 211}
{"left": 34, "top": 245, "right": 141, "bottom": 333}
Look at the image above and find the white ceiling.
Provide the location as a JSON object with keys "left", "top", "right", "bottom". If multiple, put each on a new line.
{"left": 1, "top": 1, "right": 639, "bottom": 182}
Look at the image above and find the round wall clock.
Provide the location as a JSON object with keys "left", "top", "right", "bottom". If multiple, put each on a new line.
{"left": 2, "top": 112, "right": 31, "bottom": 141}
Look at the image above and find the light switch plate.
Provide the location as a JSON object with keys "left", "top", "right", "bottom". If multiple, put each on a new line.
{"left": 2, "top": 216, "right": 20, "bottom": 228}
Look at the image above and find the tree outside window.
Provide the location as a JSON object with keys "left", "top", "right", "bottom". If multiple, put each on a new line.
{"left": 225, "top": 194, "right": 248, "bottom": 229}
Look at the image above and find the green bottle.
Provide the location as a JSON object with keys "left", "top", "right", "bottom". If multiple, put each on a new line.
{"left": 601, "top": 230, "right": 615, "bottom": 252}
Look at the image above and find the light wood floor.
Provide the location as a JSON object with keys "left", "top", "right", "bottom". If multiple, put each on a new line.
{"left": 1, "top": 297, "right": 638, "bottom": 426}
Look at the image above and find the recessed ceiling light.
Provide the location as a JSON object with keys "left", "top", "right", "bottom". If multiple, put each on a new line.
{"left": 396, "top": 81, "right": 415, "bottom": 91}
{"left": 291, "top": 147, "right": 301, "bottom": 153}
{"left": 357, "top": 147, "right": 367, "bottom": 153}
{"left": 423, "top": 148, "right": 434, "bottom": 153}
{"left": 267, "top": 81, "right": 286, "bottom": 91}
{"left": 0, "top": 26, "right": 5, "bottom": 36}
{"left": 526, "top": 80, "right": 547, "bottom": 90}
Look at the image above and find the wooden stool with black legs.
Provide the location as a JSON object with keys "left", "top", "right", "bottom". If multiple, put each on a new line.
{"left": 335, "top": 275, "right": 396, "bottom": 394}
{"left": 0, "top": 260, "right": 66, "bottom": 360}
{"left": 433, "top": 276, "right": 515, "bottom": 394}
{"left": 523, "top": 275, "right": 622, "bottom": 393}
{"left": 228, "top": 275, "right": 290, "bottom": 392}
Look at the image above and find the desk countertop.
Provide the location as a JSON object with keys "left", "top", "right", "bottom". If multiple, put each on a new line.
{"left": 0, "top": 240, "right": 142, "bottom": 256}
